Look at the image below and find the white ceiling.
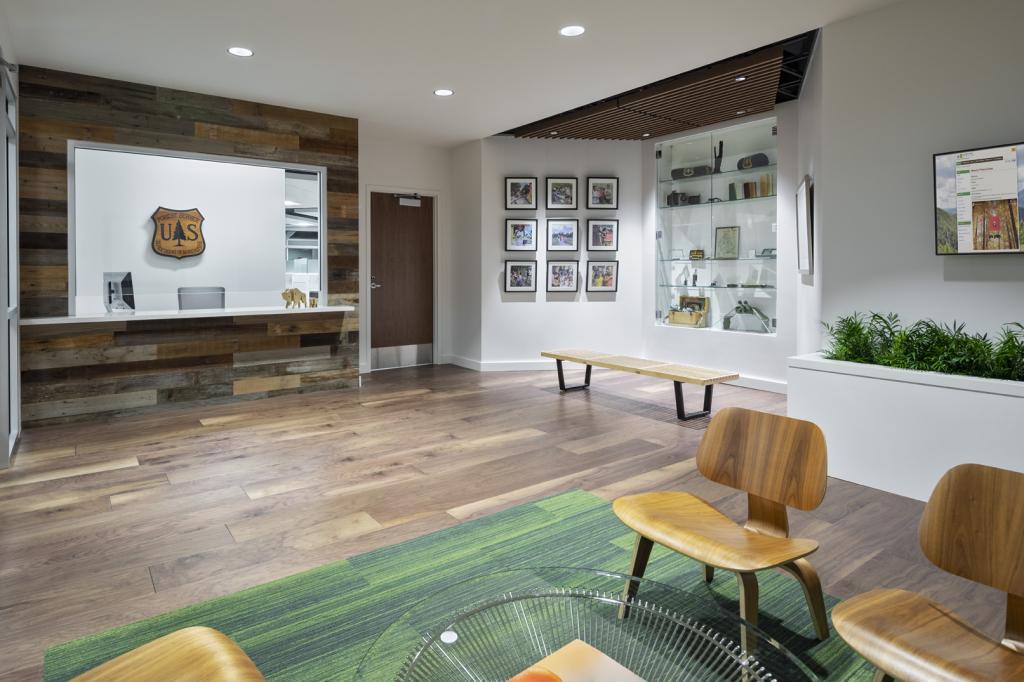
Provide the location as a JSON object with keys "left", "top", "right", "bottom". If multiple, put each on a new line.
{"left": 1, "top": 0, "right": 897, "bottom": 147}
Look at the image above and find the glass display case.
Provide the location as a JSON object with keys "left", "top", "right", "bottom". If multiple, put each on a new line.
{"left": 655, "top": 118, "right": 778, "bottom": 334}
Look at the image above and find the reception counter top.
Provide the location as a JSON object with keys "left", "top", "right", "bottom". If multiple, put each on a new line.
{"left": 20, "top": 304, "right": 356, "bottom": 327}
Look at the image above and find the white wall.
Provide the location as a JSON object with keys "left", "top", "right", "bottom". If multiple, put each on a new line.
{"left": 640, "top": 111, "right": 801, "bottom": 391}
{"left": 358, "top": 122, "right": 454, "bottom": 373}
{"left": 449, "top": 140, "right": 483, "bottom": 367}
{"left": 474, "top": 137, "right": 644, "bottom": 370}
{"left": 816, "top": 0, "right": 1024, "bottom": 335}
{"left": 0, "top": 3, "right": 15, "bottom": 64}
{"left": 73, "top": 149, "right": 285, "bottom": 313}
{"left": 795, "top": 35, "right": 824, "bottom": 355}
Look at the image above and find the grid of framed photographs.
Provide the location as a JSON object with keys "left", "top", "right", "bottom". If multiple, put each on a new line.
{"left": 503, "top": 176, "right": 621, "bottom": 296}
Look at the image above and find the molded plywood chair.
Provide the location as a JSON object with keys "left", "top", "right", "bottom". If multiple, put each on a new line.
{"left": 613, "top": 407, "right": 829, "bottom": 646}
{"left": 832, "top": 463, "right": 1024, "bottom": 682}
{"left": 71, "top": 626, "right": 264, "bottom": 681}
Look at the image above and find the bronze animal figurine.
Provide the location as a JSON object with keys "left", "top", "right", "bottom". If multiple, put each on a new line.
{"left": 281, "top": 288, "right": 307, "bottom": 308}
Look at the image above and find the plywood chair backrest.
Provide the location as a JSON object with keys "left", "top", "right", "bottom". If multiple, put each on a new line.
{"left": 696, "top": 407, "right": 828, "bottom": 519}
{"left": 919, "top": 463, "right": 1024, "bottom": 597}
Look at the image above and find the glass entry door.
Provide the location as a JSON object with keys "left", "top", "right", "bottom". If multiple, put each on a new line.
{"left": 1, "top": 53, "right": 18, "bottom": 465}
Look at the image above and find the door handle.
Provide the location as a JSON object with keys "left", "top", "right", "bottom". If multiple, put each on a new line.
{"left": 370, "top": 282, "right": 383, "bottom": 289}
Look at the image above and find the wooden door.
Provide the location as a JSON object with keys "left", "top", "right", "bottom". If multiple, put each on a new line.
{"left": 370, "top": 193, "right": 433, "bottom": 351}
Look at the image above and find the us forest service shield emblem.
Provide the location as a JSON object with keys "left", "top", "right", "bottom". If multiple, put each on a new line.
{"left": 151, "top": 207, "right": 206, "bottom": 259}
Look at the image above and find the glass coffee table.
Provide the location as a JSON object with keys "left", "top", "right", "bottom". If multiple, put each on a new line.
{"left": 355, "top": 567, "right": 818, "bottom": 681}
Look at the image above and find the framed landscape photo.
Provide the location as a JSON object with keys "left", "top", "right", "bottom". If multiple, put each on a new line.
{"left": 504, "top": 260, "right": 537, "bottom": 292}
{"left": 586, "top": 260, "right": 619, "bottom": 292}
{"left": 546, "top": 219, "right": 579, "bottom": 251}
{"left": 587, "top": 176, "right": 619, "bottom": 209}
{"left": 587, "top": 219, "right": 619, "bottom": 251}
{"left": 505, "top": 176, "right": 538, "bottom": 210}
{"left": 505, "top": 218, "right": 538, "bottom": 251}
{"left": 546, "top": 260, "right": 579, "bottom": 292}
{"left": 546, "top": 176, "right": 578, "bottom": 210}
{"left": 715, "top": 225, "right": 740, "bottom": 260}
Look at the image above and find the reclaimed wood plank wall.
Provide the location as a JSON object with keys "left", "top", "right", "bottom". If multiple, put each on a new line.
{"left": 21, "top": 312, "right": 357, "bottom": 427}
{"left": 16, "top": 66, "right": 361, "bottom": 425}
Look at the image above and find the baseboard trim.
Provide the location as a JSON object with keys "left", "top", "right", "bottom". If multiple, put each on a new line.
{"left": 437, "top": 356, "right": 787, "bottom": 394}
{"left": 441, "top": 354, "right": 483, "bottom": 371}
{"left": 729, "top": 375, "right": 787, "bottom": 394}
{"left": 477, "top": 359, "right": 555, "bottom": 372}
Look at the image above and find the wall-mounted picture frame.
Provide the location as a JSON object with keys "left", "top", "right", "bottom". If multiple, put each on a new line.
{"left": 505, "top": 176, "right": 538, "bottom": 210}
{"left": 547, "top": 219, "right": 579, "bottom": 251}
{"left": 505, "top": 218, "right": 538, "bottom": 251}
{"left": 586, "top": 260, "right": 619, "bottom": 292}
{"left": 546, "top": 177, "right": 578, "bottom": 210}
{"left": 504, "top": 260, "right": 537, "bottom": 292}
{"left": 546, "top": 260, "right": 579, "bottom": 292}
{"left": 796, "top": 175, "right": 813, "bottom": 274}
{"left": 587, "top": 176, "right": 619, "bottom": 210}
{"left": 587, "top": 219, "right": 618, "bottom": 251}
{"left": 714, "top": 225, "right": 740, "bottom": 260}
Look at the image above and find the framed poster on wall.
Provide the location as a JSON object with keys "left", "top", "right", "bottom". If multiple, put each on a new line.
{"left": 505, "top": 218, "right": 538, "bottom": 251}
{"left": 504, "top": 260, "right": 537, "bottom": 292}
{"left": 796, "top": 175, "right": 813, "bottom": 274}
{"left": 505, "top": 177, "right": 538, "bottom": 210}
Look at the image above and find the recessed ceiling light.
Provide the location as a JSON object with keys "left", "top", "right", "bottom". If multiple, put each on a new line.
{"left": 433, "top": 88, "right": 454, "bottom": 97}
{"left": 550, "top": 131, "right": 558, "bottom": 135}
{"left": 642, "top": 133, "right": 651, "bottom": 138}
{"left": 227, "top": 46, "right": 254, "bottom": 57}
{"left": 735, "top": 75, "right": 747, "bottom": 82}
{"left": 736, "top": 110, "right": 746, "bottom": 115}
{"left": 559, "top": 25, "right": 585, "bottom": 37}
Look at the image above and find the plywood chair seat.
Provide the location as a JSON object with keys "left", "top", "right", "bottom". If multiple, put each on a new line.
{"left": 72, "top": 626, "right": 264, "bottom": 681}
{"left": 612, "top": 408, "right": 831, "bottom": 649}
{"left": 832, "top": 588, "right": 1024, "bottom": 682}
{"left": 832, "top": 463, "right": 1024, "bottom": 681}
{"left": 613, "top": 491, "right": 819, "bottom": 572}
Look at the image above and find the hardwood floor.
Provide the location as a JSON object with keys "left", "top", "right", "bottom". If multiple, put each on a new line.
{"left": 0, "top": 365, "right": 1006, "bottom": 680}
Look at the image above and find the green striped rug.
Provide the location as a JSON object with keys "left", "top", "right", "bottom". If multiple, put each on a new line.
{"left": 43, "top": 490, "right": 873, "bottom": 680}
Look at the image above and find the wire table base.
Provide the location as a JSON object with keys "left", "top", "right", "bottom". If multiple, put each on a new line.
{"left": 356, "top": 567, "right": 818, "bottom": 682}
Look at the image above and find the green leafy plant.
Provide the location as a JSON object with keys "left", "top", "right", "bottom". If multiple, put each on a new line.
{"left": 823, "top": 313, "right": 1024, "bottom": 381}
{"left": 992, "top": 323, "right": 1024, "bottom": 381}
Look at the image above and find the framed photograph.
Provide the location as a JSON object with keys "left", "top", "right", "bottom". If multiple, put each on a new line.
{"left": 587, "top": 219, "right": 618, "bottom": 251}
{"left": 505, "top": 176, "right": 538, "bottom": 210}
{"left": 546, "top": 177, "right": 577, "bottom": 210}
{"left": 504, "top": 260, "right": 537, "bottom": 292}
{"left": 796, "top": 176, "right": 813, "bottom": 274}
{"left": 546, "top": 219, "right": 579, "bottom": 251}
{"left": 587, "top": 176, "right": 619, "bottom": 209}
{"left": 715, "top": 225, "right": 740, "bottom": 260}
{"left": 505, "top": 218, "right": 538, "bottom": 251}
{"left": 586, "top": 260, "right": 619, "bottom": 292}
{"left": 546, "top": 260, "right": 579, "bottom": 292}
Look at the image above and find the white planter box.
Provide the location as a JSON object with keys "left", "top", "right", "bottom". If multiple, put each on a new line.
{"left": 787, "top": 353, "right": 1024, "bottom": 501}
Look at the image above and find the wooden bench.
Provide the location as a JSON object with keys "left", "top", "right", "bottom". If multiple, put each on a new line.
{"left": 540, "top": 349, "right": 739, "bottom": 421}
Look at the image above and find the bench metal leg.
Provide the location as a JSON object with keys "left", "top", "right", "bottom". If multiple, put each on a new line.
{"left": 556, "top": 359, "right": 592, "bottom": 392}
{"left": 673, "top": 382, "right": 714, "bottom": 421}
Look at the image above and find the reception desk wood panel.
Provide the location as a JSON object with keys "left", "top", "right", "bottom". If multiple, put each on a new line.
{"left": 21, "top": 310, "right": 356, "bottom": 427}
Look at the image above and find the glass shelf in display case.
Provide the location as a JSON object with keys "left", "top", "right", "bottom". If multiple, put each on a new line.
{"left": 655, "top": 117, "right": 778, "bottom": 334}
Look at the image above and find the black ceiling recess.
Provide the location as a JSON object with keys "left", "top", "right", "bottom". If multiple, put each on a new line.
{"left": 502, "top": 30, "right": 817, "bottom": 141}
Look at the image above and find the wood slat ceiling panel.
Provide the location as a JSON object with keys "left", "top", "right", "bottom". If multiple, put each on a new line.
{"left": 513, "top": 46, "right": 783, "bottom": 141}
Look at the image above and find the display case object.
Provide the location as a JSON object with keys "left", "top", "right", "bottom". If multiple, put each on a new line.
{"left": 655, "top": 117, "right": 779, "bottom": 334}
